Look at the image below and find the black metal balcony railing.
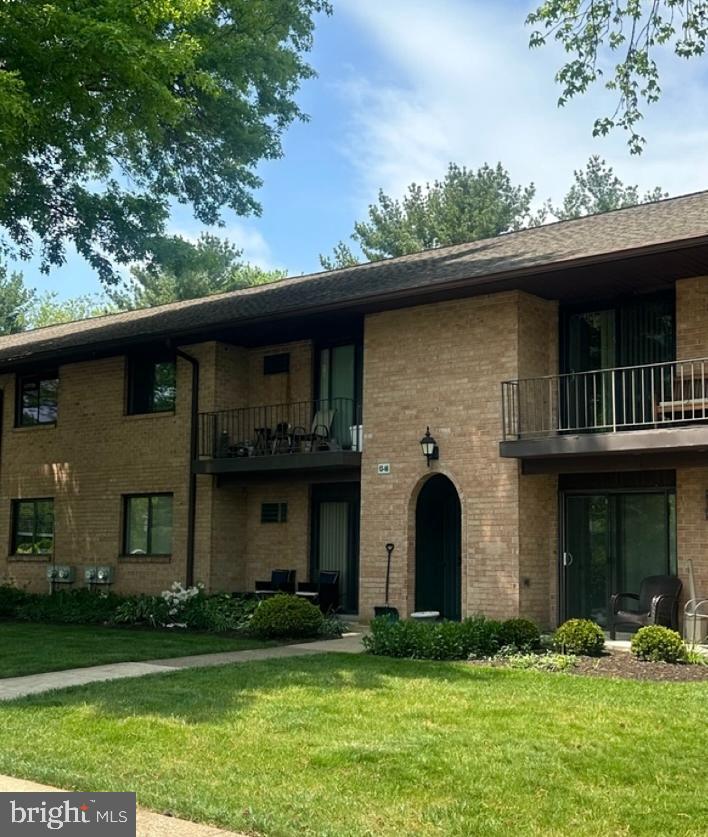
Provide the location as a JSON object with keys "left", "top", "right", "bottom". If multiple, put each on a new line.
{"left": 199, "top": 398, "right": 363, "bottom": 459}
{"left": 502, "top": 357, "right": 708, "bottom": 441}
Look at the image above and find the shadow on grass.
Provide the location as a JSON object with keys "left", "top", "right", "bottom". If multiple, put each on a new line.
{"left": 7, "top": 654, "right": 511, "bottom": 724}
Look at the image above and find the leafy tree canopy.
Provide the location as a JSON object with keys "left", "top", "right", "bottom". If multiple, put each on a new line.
{"left": 321, "top": 163, "right": 537, "bottom": 268}
{"left": 526, "top": 1, "right": 708, "bottom": 153}
{"left": 544, "top": 155, "right": 668, "bottom": 220}
{"left": 321, "top": 157, "right": 665, "bottom": 268}
{"left": 108, "top": 233, "right": 285, "bottom": 309}
{"left": 28, "top": 293, "right": 114, "bottom": 330}
{"left": 0, "top": 264, "right": 35, "bottom": 334}
{"left": 0, "top": 0, "right": 330, "bottom": 282}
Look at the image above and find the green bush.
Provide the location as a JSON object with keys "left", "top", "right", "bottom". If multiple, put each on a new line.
{"left": 497, "top": 618, "right": 541, "bottom": 651}
{"left": 363, "top": 616, "right": 501, "bottom": 661}
{"left": 501, "top": 650, "right": 577, "bottom": 672}
{"left": 15, "top": 588, "right": 123, "bottom": 624}
{"left": 0, "top": 585, "right": 31, "bottom": 618}
{"left": 631, "top": 625, "right": 687, "bottom": 663}
{"left": 320, "top": 614, "right": 345, "bottom": 639}
{"left": 553, "top": 619, "right": 605, "bottom": 656}
{"left": 179, "top": 593, "right": 258, "bottom": 633}
{"left": 113, "top": 595, "right": 171, "bottom": 628}
{"left": 249, "top": 594, "right": 324, "bottom": 639}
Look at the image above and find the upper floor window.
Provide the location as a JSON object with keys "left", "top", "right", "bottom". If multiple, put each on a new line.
{"left": 123, "top": 494, "right": 173, "bottom": 556}
{"left": 127, "top": 353, "right": 176, "bottom": 415}
{"left": 17, "top": 371, "right": 58, "bottom": 426}
{"left": 11, "top": 498, "right": 54, "bottom": 555}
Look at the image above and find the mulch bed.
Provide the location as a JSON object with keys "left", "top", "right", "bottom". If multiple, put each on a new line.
{"left": 568, "top": 650, "right": 708, "bottom": 683}
{"left": 469, "top": 650, "right": 708, "bottom": 682}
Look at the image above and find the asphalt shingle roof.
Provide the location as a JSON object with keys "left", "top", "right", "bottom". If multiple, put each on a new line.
{"left": 2, "top": 189, "right": 708, "bottom": 366}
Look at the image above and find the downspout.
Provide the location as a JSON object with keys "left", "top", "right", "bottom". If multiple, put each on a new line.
{"left": 176, "top": 349, "right": 199, "bottom": 588}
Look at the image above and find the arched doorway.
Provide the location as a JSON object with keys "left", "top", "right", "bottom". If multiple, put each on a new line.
{"left": 415, "top": 474, "right": 461, "bottom": 620}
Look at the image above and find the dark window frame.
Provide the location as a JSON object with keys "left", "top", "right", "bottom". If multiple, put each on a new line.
{"left": 263, "top": 353, "right": 290, "bottom": 375}
{"left": 126, "top": 353, "right": 177, "bottom": 415}
{"left": 122, "top": 493, "right": 174, "bottom": 556}
{"left": 16, "top": 371, "right": 59, "bottom": 427}
{"left": 261, "top": 502, "right": 288, "bottom": 523}
{"left": 11, "top": 498, "right": 54, "bottom": 556}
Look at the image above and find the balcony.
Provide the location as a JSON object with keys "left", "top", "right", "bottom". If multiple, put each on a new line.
{"left": 195, "top": 398, "right": 362, "bottom": 475}
{"left": 500, "top": 357, "right": 708, "bottom": 468}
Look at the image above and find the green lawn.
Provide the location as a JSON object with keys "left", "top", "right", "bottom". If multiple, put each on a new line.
{"left": 0, "top": 622, "right": 272, "bottom": 678}
{"left": 0, "top": 654, "right": 705, "bottom": 836}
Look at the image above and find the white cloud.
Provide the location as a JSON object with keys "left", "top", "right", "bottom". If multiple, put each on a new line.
{"left": 336, "top": 0, "right": 708, "bottom": 208}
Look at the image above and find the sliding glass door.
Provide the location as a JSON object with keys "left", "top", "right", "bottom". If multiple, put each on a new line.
{"left": 562, "top": 490, "right": 676, "bottom": 626}
{"left": 311, "top": 484, "right": 360, "bottom": 613}
{"left": 560, "top": 293, "right": 675, "bottom": 431}
{"left": 317, "top": 343, "right": 362, "bottom": 449}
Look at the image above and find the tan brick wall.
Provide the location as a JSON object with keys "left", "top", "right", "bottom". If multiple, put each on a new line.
{"left": 517, "top": 293, "right": 559, "bottom": 628}
{"left": 676, "top": 276, "right": 708, "bottom": 359}
{"left": 247, "top": 341, "right": 313, "bottom": 407}
{"left": 676, "top": 468, "right": 708, "bottom": 620}
{"left": 0, "top": 353, "right": 194, "bottom": 594}
{"left": 0, "top": 338, "right": 316, "bottom": 597}
{"left": 674, "top": 278, "right": 708, "bottom": 617}
{"left": 359, "top": 291, "right": 558, "bottom": 624}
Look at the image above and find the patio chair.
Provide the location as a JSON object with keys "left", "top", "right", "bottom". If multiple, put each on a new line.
{"left": 296, "top": 570, "right": 340, "bottom": 613}
{"left": 255, "top": 568, "right": 296, "bottom": 597}
{"left": 609, "top": 575, "right": 683, "bottom": 640}
{"left": 291, "top": 407, "right": 336, "bottom": 452}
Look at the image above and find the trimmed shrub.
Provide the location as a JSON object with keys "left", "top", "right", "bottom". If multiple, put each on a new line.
{"left": 320, "top": 614, "right": 346, "bottom": 639}
{"left": 179, "top": 592, "right": 258, "bottom": 633}
{"left": 497, "top": 618, "right": 541, "bottom": 651}
{"left": 15, "top": 588, "right": 123, "bottom": 625}
{"left": 249, "top": 594, "right": 324, "bottom": 639}
{"left": 363, "top": 616, "right": 501, "bottom": 661}
{"left": 113, "top": 595, "right": 171, "bottom": 628}
{"left": 553, "top": 619, "right": 605, "bottom": 656}
{"left": 0, "top": 585, "right": 31, "bottom": 619}
{"left": 631, "top": 625, "right": 687, "bottom": 663}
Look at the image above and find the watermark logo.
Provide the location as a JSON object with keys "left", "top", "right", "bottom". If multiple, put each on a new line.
{"left": 1, "top": 793, "right": 135, "bottom": 836}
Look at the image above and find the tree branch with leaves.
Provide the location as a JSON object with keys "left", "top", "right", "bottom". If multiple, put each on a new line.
{"left": 527, "top": 1, "right": 708, "bottom": 153}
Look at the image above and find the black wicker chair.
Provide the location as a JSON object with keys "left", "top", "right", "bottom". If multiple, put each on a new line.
{"left": 297, "top": 570, "right": 340, "bottom": 613}
{"left": 255, "top": 568, "right": 296, "bottom": 597}
{"left": 609, "top": 575, "right": 682, "bottom": 640}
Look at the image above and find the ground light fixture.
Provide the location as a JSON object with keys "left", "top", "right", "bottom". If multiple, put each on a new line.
{"left": 420, "top": 426, "right": 439, "bottom": 466}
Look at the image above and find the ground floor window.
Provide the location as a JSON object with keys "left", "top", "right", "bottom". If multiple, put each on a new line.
{"left": 561, "top": 488, "right": 676, "bottom": 627}
{"left": 12, "top": 499, "right": 54, "bottom": 555}
{"left": 123, "top": 494, "right": 173, "bottom": 556}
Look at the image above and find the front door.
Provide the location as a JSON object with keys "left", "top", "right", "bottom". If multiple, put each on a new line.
{"left": 311, "top": 483, "right": 360, "bottom": 613}
{"left": 415, "top": 475, "right": 461, "bottom": 620}
{"left": 562, "top": 490, "right": 676, "bottom": 626}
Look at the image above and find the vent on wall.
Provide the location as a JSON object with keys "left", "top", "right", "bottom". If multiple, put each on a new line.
{"left": 263, "top": 353, "right": 290, "bottom": 375}
{"left": 261, "top": 502, "right": 288, "bottom": 523}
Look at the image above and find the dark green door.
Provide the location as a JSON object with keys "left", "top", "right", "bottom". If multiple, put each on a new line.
{"left": 415, "top": 475, "right": 461, "bottom": 620}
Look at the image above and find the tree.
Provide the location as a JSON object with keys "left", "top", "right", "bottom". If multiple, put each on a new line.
{"left": 0, "top": 264, "right": 35, "bottom": 334}
{"left": 526, "top": 1, "right": 708, "bottom": 153}
{"left": 109, "top": 233, "right": 285, "bottom": 309}
{"left": 320, "top": 163, "right": 537, "bottom": 267}
{"left": 28, "top": 293, "right": 114, "bottom": 329}
{"left": 321, "top": 157, "right": 666, "bottom": 268}
{"left": 546, "top": 156, "right": 667, "bottom": 220}
{"left": 0, "top": 0, "right": 330, "bottom": 282}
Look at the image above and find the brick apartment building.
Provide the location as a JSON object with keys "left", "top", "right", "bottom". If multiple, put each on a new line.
{"left": 2, "top": 191, "right": 708, "bottom": 629}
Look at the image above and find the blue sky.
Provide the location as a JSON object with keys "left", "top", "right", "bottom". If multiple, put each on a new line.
{"left": 15, "top": 0, "right": 708, "bottom": 300}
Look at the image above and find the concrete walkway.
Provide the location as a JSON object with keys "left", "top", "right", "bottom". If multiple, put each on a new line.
{"left": 0, "top": 775, "right": 245, "bottom": 837}
{"left": 0, "top": 633, "right": 364, "bottom": 701}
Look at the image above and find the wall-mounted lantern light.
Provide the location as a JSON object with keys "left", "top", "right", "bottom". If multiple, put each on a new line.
{"left": 420, "top": 426, "right": 439, "bottom": 466}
